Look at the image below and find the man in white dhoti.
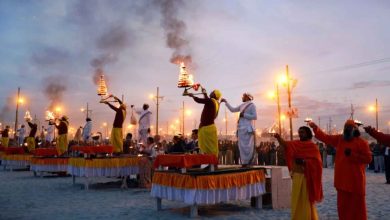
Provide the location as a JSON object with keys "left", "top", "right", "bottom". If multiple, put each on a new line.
{"left": 221, "top": 93, "right": 257, "bottom": 167}
{"left": 133, "top": 104, "right": 152, "bottom": 145}
{"left": 82, "top": 118, "right": 93, "bottom": 143}
{"left": 45, "top": 121, "right": 54, "bottom": 147}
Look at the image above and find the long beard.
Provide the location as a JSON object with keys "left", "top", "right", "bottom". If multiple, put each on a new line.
{"left": 343, "top": 129, "right": 354, "bottom": 141}
{"left": 300, "top": 137, "right": 309, "bottom": 141}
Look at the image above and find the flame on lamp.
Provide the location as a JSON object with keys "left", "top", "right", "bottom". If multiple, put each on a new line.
{"left": 24, "top": 111, "right": 32, "bottom": 121}
{"left": 178, "top": 62, "right": 194, "bottom": 88}
{"left": 304, "top": 117, "right": 313, "bottom": 123}
{"left": 97, "top": 74, "right": 108, "bottom": 96}
{"left": 46, "top": 111, "right": 55, "bottom": 121}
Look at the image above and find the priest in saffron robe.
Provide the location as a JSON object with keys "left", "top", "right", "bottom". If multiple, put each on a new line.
{"left": 309, "top": 120, "right": 371, "bottom": 220}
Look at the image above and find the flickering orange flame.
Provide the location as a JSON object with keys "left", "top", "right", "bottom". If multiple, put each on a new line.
{"left": 46, "top": 111, "right": 55, "bottom": 121}
{"left": 24, "top": 111, "right": 32, "bottom": 121}
{"left": 178, "top": 62, "right": 194, "bottom": 87}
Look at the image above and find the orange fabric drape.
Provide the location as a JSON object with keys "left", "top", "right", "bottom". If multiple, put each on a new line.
{"left": 2, "top": 154, "right": 33, "bottom": 161}
{"left": 69, "top": 157, "right": 141, "bottom": 168}
{"left": 285, "top": 140, "right": 323, "bottom": 204}
{"left": 152, "top": 170, "right": 265, "bottom": 190}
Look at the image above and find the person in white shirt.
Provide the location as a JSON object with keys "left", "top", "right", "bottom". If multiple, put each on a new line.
{"left": 82, "top": 118, "right": 93, "bottom": 144}
{"left": 45, "top": 121, "right": 55, "bottom": 147}
{"left": 221, "top": 93, "right": 257, "bottom": 167}
{"left": 17, "top": 125, "right": 26, "bottom": 147}
{"left": 133, "top": 104, "right": 152, "bottom": 145}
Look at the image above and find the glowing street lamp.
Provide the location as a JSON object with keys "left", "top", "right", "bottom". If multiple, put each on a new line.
{"left": 17, "top": 97, "right": 24, "bottom": 104}
{"left": 276, "top": 65, "right": 297, "bottom": 140}
{"left": 368, "top": 98, "right": 379, "bottom": 130}
{"left": 267, "top": 85, "right": 282, "bottom": 135}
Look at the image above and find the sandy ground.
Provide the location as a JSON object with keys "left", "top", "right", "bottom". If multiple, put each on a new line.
{"left": 0, "top": 168, "right": 389, "bottom": 220}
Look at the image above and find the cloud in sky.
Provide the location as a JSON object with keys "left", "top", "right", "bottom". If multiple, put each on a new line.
{"left": 350, "top": 80, "right": 390, "bottom": 89}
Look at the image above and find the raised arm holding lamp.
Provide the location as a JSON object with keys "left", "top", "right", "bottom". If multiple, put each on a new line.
{"left": 102, "top": 95, "right": 126, "bottom": 154}
{"left": 187, "top": 87, "right": 222, "bottom": 157}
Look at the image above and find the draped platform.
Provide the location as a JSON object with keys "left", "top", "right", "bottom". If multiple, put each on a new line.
{"left": 67, "top": 157, "right": 141, "bottom": 177}
{"left": 1, "top": 154, "right": 33, "bottom": 168}
{"left": 30, "top": 157, "right": 69, "bottom": 172}
{"left": 151, "top": 168, "right": 266, "bottom": 205}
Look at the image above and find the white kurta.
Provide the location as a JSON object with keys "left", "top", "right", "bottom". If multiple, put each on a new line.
{"left": 46, "top": 124, "right": 54, "bottom": 142}
{"left": 225, "top": 101, "right": 257, "bottom": 164}
{"left": 18, "top": 127, "right": 26, "bottom": 146}
{"left": 82, "top": 121, "right": 93, "bottom": 142}
{"left": 135, "top": 109, "right": 152, "bottom": 144}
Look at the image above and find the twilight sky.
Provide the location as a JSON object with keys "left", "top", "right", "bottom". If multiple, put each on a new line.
{"left": 1, "top": 0, "right": 390, "bottom": 136}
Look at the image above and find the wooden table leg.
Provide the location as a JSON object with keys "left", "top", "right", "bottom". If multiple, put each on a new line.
{"left": 72, "top": 175, "right": 76, "bottom": 185}
{"left": 84, "top": 177, "right": 89, "bottom": 190}
{"left": 251, "top": 195, "right": 263, "bottom": 210}
{"left": 190, "top": 204, "right": 198, "bottom": 218}
{"left": 121, "top": 176, "right": 128, "bottom": 189}
{"left": 157, "top": 198, "right": 162, "bottom": 211}
{"left": 210, "top": 164, "right": 215, "bottom": 172}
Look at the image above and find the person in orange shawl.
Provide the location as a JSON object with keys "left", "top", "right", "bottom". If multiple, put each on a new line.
{"left": 309, "top": 120, "right": 372, "bottom": 220}
{"left": 274, "top": 126, "right": 323, "bottom": 220}
{"left": 364, "top": 126, "right": 390, "bottom": 184}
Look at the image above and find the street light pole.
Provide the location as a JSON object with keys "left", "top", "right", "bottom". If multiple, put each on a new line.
{"left": 182, "top": 101, "right": 185, "bottom": 135}
{"left": 224, "top": 107, "right": 228, "bottom": 139}
{"left": 375, "top": 98, "right": 379, "bottom": 130}
{"left": 276, "top": 84, "right": 282, "bottom": 135}
{"left": 14, "top": 87, "right": 20, "bottom": 139}
{"left": 153, "top": 87, "right": 164, "bottom": 136}
{"left": 286, "top": 65, "right": 293, "bottom": 140}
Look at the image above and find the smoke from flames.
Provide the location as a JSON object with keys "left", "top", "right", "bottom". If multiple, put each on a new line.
{"left": 43, "top": 77, "right": 67, "bottom": 111}
{"left": 90, "top": 25, "right": 132, "bottom": 85}
{"left": 156, "top": 0, "right": 192, "bottom": 65}
{"left": 0, "top": 95, "right": 14, "bottom": 122}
